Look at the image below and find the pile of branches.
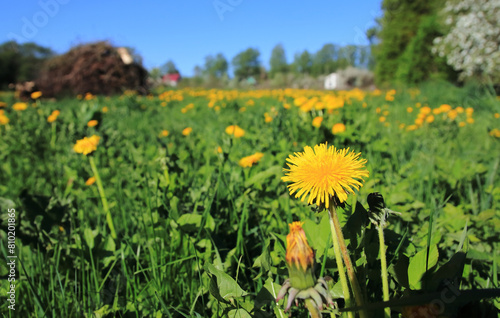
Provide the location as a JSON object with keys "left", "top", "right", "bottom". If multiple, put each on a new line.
{"left": 36, "top": 42, "right": 148, "bottom": 97}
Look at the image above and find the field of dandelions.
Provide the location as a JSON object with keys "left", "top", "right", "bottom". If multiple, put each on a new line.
{"left": 0, "top": 82, "right": 499, "bottom": 317}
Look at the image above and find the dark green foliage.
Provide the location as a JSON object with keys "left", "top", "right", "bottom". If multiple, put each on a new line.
{"left": 232, "top": 47, "right": 261, "bottom": 80}
{"left": 0, "top": 41, "right": 54, "bottom": 88}
{"left": 373, "top": 0, "right": 446, "bottom": 85}
{"left": 269, "top": 44, "right": 288, "bottom": 79}
{"left": 395, "top": 14, "right": 457, "bottom": 84}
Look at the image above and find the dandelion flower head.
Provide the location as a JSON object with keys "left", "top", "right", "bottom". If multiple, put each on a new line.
{"left": 282, "top": 143, "right": 369, "bottom": 207}
{"left": 73, "top": 135, "right": 100, "bottom": 155}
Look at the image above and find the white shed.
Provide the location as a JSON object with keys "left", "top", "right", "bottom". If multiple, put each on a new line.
{"left": 324, "top": 73, "right": 338, "bottom": 90}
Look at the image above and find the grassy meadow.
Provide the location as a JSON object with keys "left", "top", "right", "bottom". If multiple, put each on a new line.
{"left": 0, "top": 82, "right": 499, "bottom": 317}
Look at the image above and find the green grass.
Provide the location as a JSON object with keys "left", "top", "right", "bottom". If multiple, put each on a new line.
{"left": 0, "top": 83, "right": 499, "bottom": 317}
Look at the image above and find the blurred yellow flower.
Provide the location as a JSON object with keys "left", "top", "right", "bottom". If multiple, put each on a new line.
{"left": 217, "top": 146, "right": 223, "bottom": 153}
{"left": 47, "top": 110, "right": 60, "bottom": 123}
{"left": 264, "top": 113, "right": 273, "bottom": 123}
{"left": 84, "top": 92, "right": 95, "bottom": 100}
{"left": 456, "top": 106, "right": 464, "bottom": 113}
{"left": 13, "top": 102, "right": 28, "bottom": 111}
{"left": 102, "top": 106, "right": 109, "bottom": 113}
{"left": 420, "top": 106, "right": 431, "bottom": 115}
{"left": 312, "top": 116, "right": 323, "bottom": 128}
{"left": 407, "top": 107, "right": 413, "bottom": 113}
{"left": 425, "top": 115, "right": 435, "bottom": 123}
{"left": 161, "top": 130, "right": 169, "bottom": 137}
{"left": 282, "top": 143, "right": 369, "bottom": 207}
{"left": 447, "top": 110, "right": 458, "bottom": 120}
{"left": 31, "top": 91, "right": 42, "bottom": 99}
{"left": 465, "top": 107, "right": 474, "bottom": 116}
{"left": 379, "top": 116, "right": 386, "bottom": 123}
{"left": 489, "top": 128, "right": 500, "bottom": 138}
{"left": 332, "top": 123, "right": 346, "bottom": 134}
{"left": 225, "top": 125, "right": 245, "bottom": 138}
{"left": 376, "top": 107, "right": 381, "bottom": 114}
{"left": 466, "top": 117, "right": 474, "bottom": 124}
{"left": 85, "top": 176, "right": 96, "bottom": 186}
{"left": 73, "top": 135, "right": 100, "bottom": 155}
{"left": 0, "top": 101, "right": 7, "bottom": 108}
{"left": 286, "top": 221, "right": 315, "bottom": 272}
{"left": 494, "top": 113, "right": 500, "bottom": 119}
{"left": 459, "top": 122, "right": 466, "bottom": 127}
{"left": 182, "top": 127, "right": 192, "bottom": 136}
{"left": 87, "top": 120, "right": 98, "bottom": 127}
{"left": 0, "top": 114, "right": 9, "bottom": 125}
{"left": 239, "top": 152, "right": 264, "bottom": 168}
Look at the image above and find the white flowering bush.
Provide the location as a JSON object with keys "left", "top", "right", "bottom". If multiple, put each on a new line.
{"left": 433, "top": 0, "right": 500, "bottom": 82}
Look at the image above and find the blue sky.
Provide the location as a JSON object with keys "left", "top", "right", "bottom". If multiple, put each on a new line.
{"left": 1, "top": 0, "right": 382, "bottom": 76}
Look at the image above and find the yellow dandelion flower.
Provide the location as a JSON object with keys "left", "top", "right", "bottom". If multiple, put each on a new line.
{"left": 406, "top": 107, "right": 413, "bottom": 113}
{"left": 447, "top": 110, "right": 458, "bottom": 120}
{"left": 73, "top": 135, "right": 100, "bottom": 155}
{"left": 312, "top": 116, "right": 323, "bottom": 128}
{"left": 282, "top": 143, "right": 369, "bottom": 207}
{"left": 85, "top": 176, "right": 96, "bottom": 186}
{"left": 264, "top": 113, "right": 273, "bottom": 123}
{"left": 426, "top": 115, "right": 435, "bottom": 123}
{"left": 161, "top": 130, "right": 169, "bottom": 137}
{"left": 439, "top": 104, "right": 452, "bottom": 112}
{"left": 239, "top": 152, "right": 264, "bottom": 168}
{"left": 12, "top": 102, "right": 28, "bottom": 111}
{"left": 283, "top": 103, "right": 291, "bottom": 109}
{"left": 456, "top": 106, "right": 464, "bottom": 113}
{"left": 87, "top": 120, "right": 98, "bottom": 127}
{"left": 286, "top": 221, "right": 315, "bottom": 272}
{"left": 465, "top": 107, "right": 474, "bottom": 116}
{"left": 102, "top": 106, "right": 109, "bottom": 113}
{"left": 31, "top": 91, "right": 42, "bottom": 99}
{"left": 406, "top": 124, "right": 418, "bottom": 131}
{"left": 239, "top": 107, "right": 247, "bottom": 113}
{"left": 420, "top": 106, "right": 431, "bottom": 115}
{"left": 379, "top": 116, "right": 386, "bottom": 123}
{"left": 489, "top": 129, "right": 500, "bottom": 138}
{"left": 217, "top": 146, "right": 223, "bottom": 153}
{"left": 466, "top": 117, "right": 474, "bottom": 124}
{"left": 459, "top": 121, "right": 466, "bottom": 127}
{"left": 182, "top": 127, "right": 192, "bottom": 136}
{"left": 84, "top": 92, "right": 95, "bottom": 100}
{"left": 332, "top": 123, "right": 346, "bottom": 134}
{"left": 0, "top": 114, "right": 9, "bottom": 125}
{"left": 494, "top": 113, "right": 500, "bottom": 119}
{"left": 362, "top": 102, "right": 367, "bottom": 108}
{"left": 375, "top": 107, "right": 381, "bottom": 114}
{"left": 399, "top": 123, "right": 405, "bottom": 129}
{"left": 225, "top": 125, "right": 245, "bottom": 138}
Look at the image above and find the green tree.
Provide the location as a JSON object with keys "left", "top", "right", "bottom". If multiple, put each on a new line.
{"left": 161, "top": 60, "right": 179, "bottom": 75}
{"left": 373, "top": 0, "right": 442, "bottom": 84}
{"left": 396, "top": 15, "right": 456, "bottom": 84}
{"left": 204, "top": 53, "right": 228, "bottom": 78}
{"left": 232, "top": 48, "right": 261, "bottom": 80}
{"left": 293, "top": 50, "right": 312, "bottom": 74}
{"left": 269, "top": 44, "right": 288, "bottom": 78}
{"left": 311, "top": 44, "right": 338, "bottom": 76}
{"left": 0, "top": 41, "right": 54, "bottom": 88}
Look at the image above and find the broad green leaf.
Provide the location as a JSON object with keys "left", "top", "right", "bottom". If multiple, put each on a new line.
{"left": 227, "top": 309, "right": 252, "bottom": 318}
{"left": 84, "top": 228, "right": 96, "bottom": 249}
{"left": 205, "top": 262, "right": 247, "bottom": 301}
{"left": 408, "top": 244, "right": 438, "bottom": 290}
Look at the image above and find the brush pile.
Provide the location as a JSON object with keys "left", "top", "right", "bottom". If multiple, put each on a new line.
{"left": 36, "top": 42, "right": 148, "bottom": 97}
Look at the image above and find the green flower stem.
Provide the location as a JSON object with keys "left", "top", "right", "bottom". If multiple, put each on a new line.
{"left": 378, "top": 225, "right": 390, "bottom": 318}
{"left": 329, "top": 204, "right": 367, "bottom": 318}
{"left": 304, "top": 298, "right": 322, "bottom": 318}
{"left": 88, "top": 156, "right": 117, "bottom": 239}
{"left": 50, "top": 122, "right": 56, "bottom": 147}
{"left": 328, "top": 205, "right": 353, "bottom": 318}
